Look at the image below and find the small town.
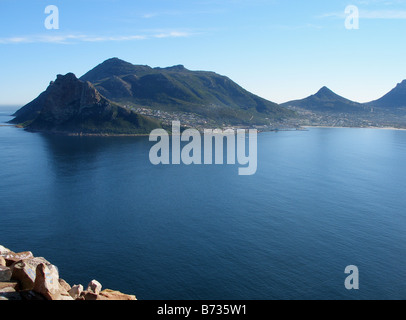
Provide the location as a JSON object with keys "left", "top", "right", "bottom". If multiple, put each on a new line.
{"left": 126, "top": 105, "right": 406, "bottom": 132}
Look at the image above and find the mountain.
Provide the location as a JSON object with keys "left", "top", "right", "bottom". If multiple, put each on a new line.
{"left": 10, "top": 73, "right": 162, "bottom": 135}
{"left": 367, "top": 80, "right": 406, "bottom": 109}
{"left": 281, "top": 86, "right": 368, "bottom": 113}
{"left": 79, "top": 58, "right": 294, "bottom": 125}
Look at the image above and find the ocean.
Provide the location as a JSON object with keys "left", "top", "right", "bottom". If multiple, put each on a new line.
{"left": 1, "top": 106, "right": 406, "bottom": 300}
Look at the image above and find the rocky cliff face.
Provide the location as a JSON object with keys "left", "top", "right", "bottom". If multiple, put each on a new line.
{"left": 34, "top": 73, "right": 107, "bottom": 124}
{"left": 10, "top": 73, "right": 162, "bottom": 135}
{"left": 0, "top": 245, "right": 137, "bottom": 300}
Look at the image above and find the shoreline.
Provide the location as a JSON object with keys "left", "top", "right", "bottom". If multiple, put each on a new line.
{"left": 24, "top": 128, "right": 151, "bottom": 137}
{"left": 4, "top": 123, "right": 406, "bottom": 136}
{"left": 302, "top": 125, "right": 406, "bottom": 131}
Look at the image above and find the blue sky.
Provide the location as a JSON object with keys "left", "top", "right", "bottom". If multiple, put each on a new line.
{"left": 1, "top": 0, "right": 406, "bottom": 105}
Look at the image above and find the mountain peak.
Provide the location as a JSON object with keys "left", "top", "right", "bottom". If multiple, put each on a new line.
{"left": 166, "top": 65, "right": 187, "bottom": 71}
{"left": 80, "top": 58, "right": 152, "bottom": 83}
{"left": 315, "top": 86, "right": 335, "bottom": 96}
{"left": 396, "top": 79, "right": 406, "bottom": 88}
{"left": 101, "top": 57, "right": 133, "bottom": 67}
{"left": 281, "top": 85, "right": 365, "bottom": 113}
{"left": 55, "top": 72, "right": 79, "bottom": 82}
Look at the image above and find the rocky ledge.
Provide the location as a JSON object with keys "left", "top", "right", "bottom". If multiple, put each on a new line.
{"left": 0, "top": 245, "right": 137, "bottom": 301}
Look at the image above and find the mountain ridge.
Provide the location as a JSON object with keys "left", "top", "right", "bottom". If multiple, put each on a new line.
{"left": 10, "top": 58, "right": 406, "bottom": 132}
{"left": 367, "top": 80, "right": 406, "bottom": 108}
{"left": 78, "top": 58, "right": 294, "bottom": 126}
{"left": 281, "top": 86, "right": 369, "bottom": 113}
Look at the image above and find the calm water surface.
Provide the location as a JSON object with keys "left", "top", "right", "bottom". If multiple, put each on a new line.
{"left": 1, "top": 106, "right": 406, "bottom": 300}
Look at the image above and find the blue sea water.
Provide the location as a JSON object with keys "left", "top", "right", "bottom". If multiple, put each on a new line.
{"left": 1, "top": 105, "right": 406, "bottom": 300}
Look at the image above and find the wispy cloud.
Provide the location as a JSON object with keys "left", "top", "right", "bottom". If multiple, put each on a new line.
{"left": 141, "top": 11, "right": 181, "bottom": 19}
{"left": 153, "top": 31, "right": 192, "bottom": 38}
{"left": 272, "top": 24, "right": 324, "bottom": 30}
{"left": 0, "top": 34, "right": 85, "bottom": 44}
{"left": 320, "top": 9, "right": 406, "bottom": 20}
{"left": 0, "top": 31, "right": 193, "bottom": 45}
{"left": 361, "top": 9, "right": 406, "bottom": 18}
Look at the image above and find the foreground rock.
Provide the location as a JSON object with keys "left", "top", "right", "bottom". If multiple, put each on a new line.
{"left": 99, "top": 289, "right": 137, "bottom": 300}
{"left": 0, "top": 245, "right": 137, "bottom": 301}
{"left": 0, "top": 266, "right": 12, "bottom": 282}
{"left": 11, "top": 257, "right": 56, "bottom": 290}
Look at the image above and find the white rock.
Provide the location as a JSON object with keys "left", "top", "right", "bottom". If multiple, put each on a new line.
{"left": 0, "top": 245, "right": 11, "bottom": 255}
{"left": 87, "top": 280, "right": 102, "bottom": 294}
{"left": 11, "top": 257, "right": 56, "bottom": 290}
{"left": 33, "top": 263, "right": 61, "bottom": 300}
{"left": 68, "top": 284, "right": 84, "bottom": 299}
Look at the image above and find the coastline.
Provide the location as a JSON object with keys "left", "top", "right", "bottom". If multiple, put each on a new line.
{"left": 303, "top": 125, "right": 406, "bottom": 131}
{"left": 24, "top": 127, "right": 152, "bottom": 137}
{"left": 4, "top": 123, "right": 406, "bottom": 137}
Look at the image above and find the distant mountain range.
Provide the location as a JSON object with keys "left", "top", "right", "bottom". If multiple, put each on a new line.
{"left": 282, "top": 81, "right": 406, "bottom": 113}
{"left": 10, "top": 58, "right": 295, "bottom": 134}
{"left": 280, "top": 82, "right": 406, "bottom": 128}
{"left": 9, "top": 57, "right": 406, "bottom": 133}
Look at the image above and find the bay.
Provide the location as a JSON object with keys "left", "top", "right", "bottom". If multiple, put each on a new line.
{"left": 1, "top": 106, "right": 406, "bottom": 300}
